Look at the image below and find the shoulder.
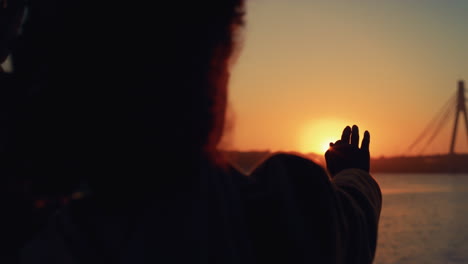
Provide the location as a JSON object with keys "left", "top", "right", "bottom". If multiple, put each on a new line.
{"left": 245, "top": 153, "right": 341, "bottom": 263}
{"left": 249, "top": 152, "right": 331, "bottom": 192}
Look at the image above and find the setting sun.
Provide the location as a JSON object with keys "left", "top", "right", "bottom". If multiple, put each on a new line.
{"left": 321, "top": 141, "right": 332, "bottom": 154}
{"left": 298, "top": 119, "right": 351, "bottom": 154}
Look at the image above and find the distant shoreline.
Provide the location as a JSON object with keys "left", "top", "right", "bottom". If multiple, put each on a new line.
{"left": 223, "top": 151, "right": 468, "bottom": 174}
{"left": 371, "top": 154, "right": 468, "bottom": 174}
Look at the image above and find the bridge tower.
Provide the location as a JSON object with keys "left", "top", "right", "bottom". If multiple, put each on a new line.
{"left": 449, "top": 80, "right": 468, "bottom": 154}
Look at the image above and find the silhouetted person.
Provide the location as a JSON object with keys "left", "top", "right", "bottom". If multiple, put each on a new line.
{"left": 16, "top": 1, "right": 250, "bottom": 263}
{"left": 12, "top": 1, "right": 381, "bottom": 264}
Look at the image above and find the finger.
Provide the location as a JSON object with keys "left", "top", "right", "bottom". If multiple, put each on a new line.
{"left": 341, "top": 126, "right": 351, "bottom": 143}
{"left": 351, "top": 125, "right": 359, "bottom": 147}
{"left": 361, "top": 130, "right": 370, "bottom": 151}
{"left": 329, "top": 140, "right": 342, "bottom": 150}
{"left": 333, "top": 140, "right": 343, "bottom": 146}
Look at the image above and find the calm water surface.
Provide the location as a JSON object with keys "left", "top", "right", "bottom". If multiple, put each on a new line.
{"left": 374, "top": 173, "right": 468, "bottom": 264}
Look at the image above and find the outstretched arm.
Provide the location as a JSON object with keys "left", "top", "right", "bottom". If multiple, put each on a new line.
{"left": 325, "top": 125, "right": 381, "bottom": 264}
{"left": 325, "top": 125, "right": 380, "bottom": 213}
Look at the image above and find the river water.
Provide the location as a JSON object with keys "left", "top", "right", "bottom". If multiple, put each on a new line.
{"left": 374, "top": 173, "right": 468, "bottom": 264}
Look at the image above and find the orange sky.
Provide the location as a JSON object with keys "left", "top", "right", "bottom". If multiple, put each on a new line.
{"left": 2, "top": 1, "right": 467, "bottom": 157}
{"left": 223, "top": 0, "right": 468, "bottom": 157}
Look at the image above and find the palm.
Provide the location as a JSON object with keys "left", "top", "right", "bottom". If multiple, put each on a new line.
{"left": 325, "top": 125, "right": 370, "bottom": 177}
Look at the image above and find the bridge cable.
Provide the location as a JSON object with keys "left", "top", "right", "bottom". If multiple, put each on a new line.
{"left": 406, "top": 93, "right": 456, "bottom": 155}
{"left": 418, "top": 100, "right": 455, "bottom": 155}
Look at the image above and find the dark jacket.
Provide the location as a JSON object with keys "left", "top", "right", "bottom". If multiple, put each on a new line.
{"left": 20, "top": 154, "right": 381, "bottom": 264}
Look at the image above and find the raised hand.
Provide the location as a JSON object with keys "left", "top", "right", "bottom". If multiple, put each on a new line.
{"left": 325, "top": 125, "right": 370, "bottom": 177}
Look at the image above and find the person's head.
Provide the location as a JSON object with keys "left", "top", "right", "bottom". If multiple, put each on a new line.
{"left": 0, "top": 0, "right": 24, "bottom": 64}
{"left": 13, "top": 1, "right": 246, "bottom": 197}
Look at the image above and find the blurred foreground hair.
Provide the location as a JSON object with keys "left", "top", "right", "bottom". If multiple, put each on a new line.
{"left": 9, "top": 0, "right": 245, "bottom": 196}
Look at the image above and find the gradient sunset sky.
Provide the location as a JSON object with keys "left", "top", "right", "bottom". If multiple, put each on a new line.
{"left": 224, "top": 0, "right": 468, "bottom": 157}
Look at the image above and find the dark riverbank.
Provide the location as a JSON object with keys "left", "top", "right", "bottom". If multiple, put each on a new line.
{"left": 224, "top": 151, "right": 468, "bottom": 174}
{"left": 371, "top": 154, "right": 468, "bottom": 174}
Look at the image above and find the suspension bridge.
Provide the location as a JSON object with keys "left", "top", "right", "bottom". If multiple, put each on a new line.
{"left": 406, "top": 80, "right": 468, "bottom": 156}
{"left": 372, "top": 80, "right": 468, "bottom": 173}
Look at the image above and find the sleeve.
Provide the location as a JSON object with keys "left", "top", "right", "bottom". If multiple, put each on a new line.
{"left": 332, "top": 169, "right": 382, "bottom": 264}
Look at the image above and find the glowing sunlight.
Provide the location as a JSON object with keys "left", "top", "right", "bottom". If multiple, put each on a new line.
{"left": 299, "top": 119, "right": 351, "bottom": 155}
